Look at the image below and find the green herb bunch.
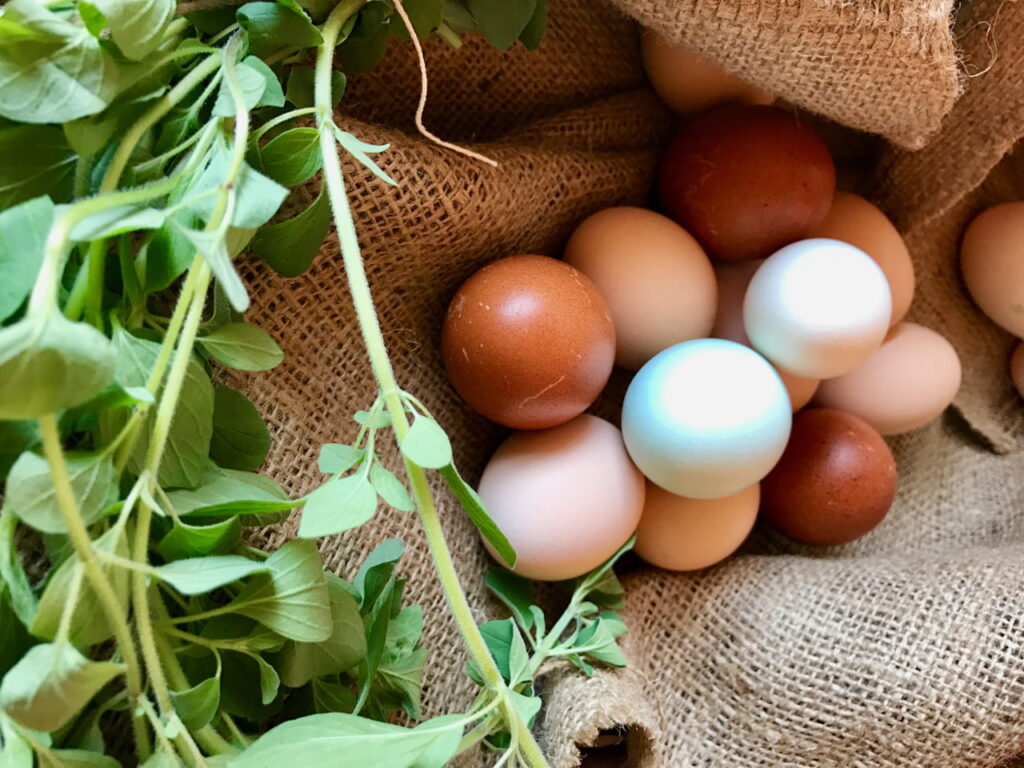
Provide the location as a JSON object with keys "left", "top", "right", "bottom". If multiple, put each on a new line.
{"left": 0, "top": 0, "right": 632, "bottom": 766}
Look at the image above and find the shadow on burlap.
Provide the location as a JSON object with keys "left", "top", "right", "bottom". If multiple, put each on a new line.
{"left": 230, "top": 0, "right": 1024, "bottom": 765}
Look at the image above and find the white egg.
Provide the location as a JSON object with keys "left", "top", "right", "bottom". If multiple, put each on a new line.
{"left": 744, "top": 238, "right": 891, "bottom": 379}
{"left": 621, "top": 339, "right": 792, "bottom": 499}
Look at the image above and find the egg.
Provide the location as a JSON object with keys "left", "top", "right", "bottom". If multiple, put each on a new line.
{"left": 806, "top": 191, "right": 915, "bottom": 326}
{"left": 635, "top": 482, "right": 759, "bottom": 571}
{"left": 711, "top": 258, "right": 819, "bottom": 410}
{"left": 477, "top": 414, "right": 645, "bottom": 581}
{"left": 641, "top": 31, "right": 773, "bottom": 116}
{"left": 621, "top": 339, "right": 792, "bottom": 499}
{"left": 1012, "top": 342, "right": 1024, "bottom": 400}
{"left": 815, "top": 322, "right": 961, "bottom": 435}
{"left": 961, "top": 202, "right": 1024, "bottom": 336}
{"left": 761, "top": 408, "right": 898, "bottom": 546}
{"left": 744, "top": 239, "right": 892, "bottom": 379}
{"left": 658, "top": 104, "right": 836, "bottom": 260}
{"left": 564, "top": 207, "right": 717, "bottom": 370}
{"left": 441, "top": 255, "right": 615, "bottom": 429}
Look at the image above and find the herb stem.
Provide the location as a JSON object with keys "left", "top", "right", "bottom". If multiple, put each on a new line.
{"left": 315, "top": 6, "right": 548, "bottom": 766}
{"left": 435, "top": 22, "right": 462, "bottom": 49}
{"left": 36, "top": 414, "right": 150, "bottom": 760}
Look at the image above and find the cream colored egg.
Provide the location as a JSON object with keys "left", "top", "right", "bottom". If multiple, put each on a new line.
{"left": 477, "top": 414, "right": 644, "bottom": 581}
{"left": 1011, "top": 342, "right": 1024, "bottom": 400}
{"left": 815, "top": 322, "right": 961, "bottom": 435}
{"left": 635, "top": 482, "right": 759, "bottom": 571}
{"left": 961, "top": 202, "right": 1024, "bottom": 336}
{"left": 641, "top": 31, "right": 773, "bottom": 116}
{"left": 565, "top": 207, "right": 717, "bottom": 371}
{"left": 744, "top": 239, "right": 892, "bottom": 379}
{"left": 807, "top": 192, "right": 915, "bottom": 326}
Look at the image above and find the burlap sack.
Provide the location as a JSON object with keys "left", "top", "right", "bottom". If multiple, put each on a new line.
{"left": 229, "top": 0, "right": 1024, "bottom": 765}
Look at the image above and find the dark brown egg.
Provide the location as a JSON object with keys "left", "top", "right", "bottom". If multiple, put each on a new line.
{"left": 658, "top": 104, "right": 836, "bottom": 260}
{"left": 441, "top": 255, "right": 615, "bottom": 429}
{"left": 760, "top": 408, "right": 897, "bottom": 546}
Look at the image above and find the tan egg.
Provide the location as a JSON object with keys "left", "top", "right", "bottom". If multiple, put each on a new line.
{"left": 641, "top": 32, "right": 773, "bottom": 116}
{"left": 1010, "top": 342, "right": 1024, "bottom": 400}
{"left": 815, "top": 322, "right": 961, "bottom": 435}
{"left": 565, "top": 207, "right": 717, "bottom": 371}
{"left": 962, "top": 202, "right": 1024, "bottom": 336}
{"left": 477, "top": 415, "right": 645, "bottom": 581}
{"left": 634, "top": 482, "right": 759, "bottom": 571}
{"left": 807, "top": 192, "right": 915, "bottom": 326}
{"left": 711, "top": 259, "right": 819, "bottom": 411}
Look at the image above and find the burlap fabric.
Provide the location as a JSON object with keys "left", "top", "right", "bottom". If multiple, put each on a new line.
{"left": 231, "top": 0, "right": 1024, "bottom": 765}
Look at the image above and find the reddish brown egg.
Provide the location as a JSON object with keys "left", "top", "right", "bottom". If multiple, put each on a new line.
{"left": 441, "top": 255, "right": 615, "bottom": 429}
{"left": 760, "top": 408, "right": 897, "bottom": 546}
{"left": 658, "top": 104, "right": 836, "bottom": 260}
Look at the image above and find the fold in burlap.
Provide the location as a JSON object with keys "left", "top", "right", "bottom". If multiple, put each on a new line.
{"left": 232, "top": 0, "right": 1024, "bottom": 765}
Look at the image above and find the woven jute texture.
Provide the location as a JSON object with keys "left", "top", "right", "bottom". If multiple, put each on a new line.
{"left": 230, "top": 0, "right": 1024, "bottom": 765}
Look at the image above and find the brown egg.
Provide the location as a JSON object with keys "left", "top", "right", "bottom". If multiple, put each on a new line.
{"left": 659, "top": 104, "right": 836, "bottom": 260}
{"left": 442, "top": 255, "right": 615, "bottom": 429}
{"left": 1010, "top": 342, "right": 1024, "bottom": 400}
{"left": 806, "top": 192, "right": 915, "bottom": 326}
{"left": 961, "top": 202, "right": 1024, "bottom": 337}
{"left": 778, "top": 370, "right": 820, "bottom": 412}
{"left": 641, "top": 31, "right": 773, "bottom": 116}
{"left": 761, "top": 408, "right": 897, "bottom": 546}
{"left": 565, "top": 207, "right": 717, "bottom": 371}
{"left": 635, "top": 482, "right": 759, "bottom": 571}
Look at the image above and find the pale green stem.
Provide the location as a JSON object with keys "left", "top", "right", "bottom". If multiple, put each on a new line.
{"left": 315, "top": 5, "right": 548, "bottom": 766}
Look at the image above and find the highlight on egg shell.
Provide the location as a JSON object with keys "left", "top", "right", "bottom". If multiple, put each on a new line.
{"left": 635, "top": 482, "right": 760, "bottom": 571}
{"left": 761, "top": 408, "right": 898, "bottom": 547}
{"left": 621, "top": 339, "right": 792, "bottom": 500}
{"left": 441, "top": 254, "right": 616, "bottom": 430}
{"left": 961, "top": 202, "right": 1024, "bottom": 337}
{"left": 743, "top": 238, "right": 892, "bottom": 379}
{"left": 564, "top": 206, "right": 717, "bottom": 371}
{"left": 641, "top": 31, "right": 773, "bottom": 116}
{"left": 815, "top": 322, "right": 961, "bottom": 435}
{"left": 477, "top": 414, "right": 645, "bottom": 581}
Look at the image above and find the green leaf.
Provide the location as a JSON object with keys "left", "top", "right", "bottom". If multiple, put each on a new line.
{"left": 367, "top": 606, "right": 425, "bottom": 720}
{"left": 311, "top": 678, "right": 355, "bottom": 714}
{"left": 90, "top": 0, "right": 175, "bottom": 60}
{"left": 408, "top": 714, "right": 462, "bottom": 768}
{"left": 69, "top": 203, "right": 165, "bottom": 242}
{"left": 0, "top": 588, "right": 33, "bottom": 682}
{"left": 237, "top": 2, "right": 322, "bottom": 57}
{"left": 200, "top": 324, "right": 283, "bottom": 372}
{"left": 332, "top": 128, "right": 396, "bottom": 187}
{"left": 49, "top": 749, "right": 122, "bottom": 767}
{"left": 285, "top": 68, "right": 345, "bottom": 108}
{"left": 478, "top": 619, "right": 515, "bottom": 683}
{"left": 242, "top": 56, "right": 285, "bottom": 108}
{"left": 441, "top": 0, "right": 476, "bottom": 34}
{"left": 228, "top": 539, "right": 331, "bottom": 642}
{"left": 242, "top": 652, "right": 280, "bottom": 705}
{"left": 173, "top": 224, "right": 250, "bottom": 314}
{"left": 317, "top": 444, "right": 362, "bottom": 475}
{"left": 298, "top": 475, "right": 378, "bottom": 539}
{"left": 390, "top": 0, "right": 443, "bottom": 39}
{"left": 0, "top": 197, "right": 51, "bottom": 323}
{"left": 398, "top": 417, "right": 451, "bottom": 469}
{"left": 0, "top": 643, "right": 122, "bottom": 732}
{"left": 0, "top": 314, "right": 116, "bottom": 421}
{"left": 508, "top": 690, "right": 541, "bottom": 728}
{"left": 253, "top": 127, "right": 323, "bottom": 187}
{"left": 142, "top": 211, "right": 203, "bottom": 294}
{"left": 0, "top": 0, "right": 120, "bottom": 123}
{"left": 213, "top": 59, "right": 268, "bottom": 118}
{"left": 352, "top": 410, "right": 390, "bottom": 429}
{"left": 250, "top": 187, "right": 331, "bottom": 278}
{"left": 209, "top": 387, "right": 271, "bottom": 472}
{"left": 438, "top": 464, "right": 515, "bottom": 568}
{"left": 3, "top": 451, "right": 116, "bottom": 535}
{"left": 101, "top": 329, "right": 213, "bottom": 489}
{"left": 369, "top": 463, "right": 413, "bottom": 512}
{"left": 157, "top": 516, "right": 242, "bottom": 561}
{"left": 518, "top": 0, "right": 547, "bottom": 49}
{"left": 0, "top": 126, "right": 74, "bottom": 209}
{"left": 279, "top": 573, "right": 366, "bottom": 687}
{"left": 0, "top": 422, "right": 38, "bottom": 481}
{"left": 467, "top": 0, "right": 536, "bottom": 50}
{"left": 0, "top": 515, "right": 35, "bottom": 629}
{"left": 170, "top": 672, "right": 220, "bottom": 731}
{"left": 0, "top": 712, "right": 33, "bottom": 767}
{"left": 164, "top": 467, "right": 296, "bottom": 519}
{"left": 483, "top": 569, "right": 534, "bottom": 630}
{"left": 574, "top": 618, "right": 627, "bottom": 668}
{"left": 185, "top": 146, "right": 289, "bottom": 231}
{"left": 353, "top": 539, "right": 403, "bottom": 603}
{"left": 31, "top": 527, "right": 129, "bottom": 647}
{"left": 156, "top": 555, "right": 269, "bottom": 595}
{"left": 335, "top": 2, "right": 390, "bottom": 75}
{"left": 228, "top": 712, "right": 462, "bottom": 768}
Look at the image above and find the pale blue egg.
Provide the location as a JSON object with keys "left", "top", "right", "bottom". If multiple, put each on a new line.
{"left": 622, "top": 339, "right": 792, "bottom": 499}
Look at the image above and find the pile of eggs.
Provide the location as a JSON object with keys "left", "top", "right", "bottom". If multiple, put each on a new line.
{"left": 439, "top": 35, "right": 962, "bottom": 582}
